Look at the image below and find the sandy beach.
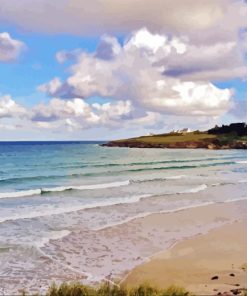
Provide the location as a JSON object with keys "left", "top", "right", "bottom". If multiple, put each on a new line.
{"left": 123, "top": 202, "right": 247, "bottom": 295}
{"left": 3, "top": 193, "right": 247, "bottom": 295}
{"left": 2, "top": 145, "right": 247, "bottom": 295}
{"left": 3, "top": 0, "right": 247, "bottom": 294}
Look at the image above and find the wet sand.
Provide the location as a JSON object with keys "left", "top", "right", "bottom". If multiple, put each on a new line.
{"left": 2, "top": 198, "right": 247, "bottom": 295}
{"left": 123, "top": 216, "right": 247, "bottom": 295}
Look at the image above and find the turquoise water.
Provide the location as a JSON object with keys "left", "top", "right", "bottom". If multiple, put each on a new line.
{"left": 0, "top": 141, "right": 245, "bottom": 193}
{"left": 1, "top": 141, "right": 247, "bottom": 228}
{"left": 1, "top": 142, "right": 247, "bottom": 294}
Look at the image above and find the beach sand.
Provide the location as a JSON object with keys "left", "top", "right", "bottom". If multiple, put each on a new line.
{"left": 123, "top": 216, "right": 247, "bottom": 295}
{"left": 2, "top": 196, "right": 247, "bottom": 295}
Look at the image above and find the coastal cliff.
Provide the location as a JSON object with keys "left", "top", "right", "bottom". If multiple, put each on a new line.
{"left": 102, "top": 123, "right": 247, "bottom": 150}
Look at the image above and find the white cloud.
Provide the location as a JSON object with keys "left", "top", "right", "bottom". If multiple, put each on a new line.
{"left": 31, "top": 98, "right": 137, "bottom": 129}
{"left": 0, "top": 32, "right": 26, "bottom": 62}
{"left": 161, "top": 39, "right": 247, "bottom": 81}
{"left": 31, "top": 98, "right": 92, "bottom": 122}
{"left": 40, "top": 28, "right": 233, "bottom": 119}
{"left": 0, "top": 2, "right": 246, "bottom": 138}
{"left": 56, "top": 49, "right": 82, "bottom": 64}
{"left": 95, "top": 35, "right": 121, "bottom": 60}
{"left": 0, "top": 94, "right": 165, "bottom": 133}
{"left": 38, "top": 78, "right": 63, "bottom": 96}
{"left": 0, "top": 93, "right": 240, "bottom": 137}
{"left": 144, "top": 81, "right": 232, "bottom": 116}
{"left": 0, "top": 95, "right": 26, "bottom": 118}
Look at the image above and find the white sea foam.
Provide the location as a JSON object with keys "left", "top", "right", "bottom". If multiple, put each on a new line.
{"left": 219, "top": 196, "right": 247, "bottom": 204}
{"left": 93, "top": 202, "right": 216, "bottom": 231}
{"left": 0, "top": 176, "right": 188, "bottom": 199}
{"left": 165, "top": 175, "right": 186, "bottom": 180}
{"left": 94, "top": 196, "right": 247, "bottom": 231}
{"left": 179, "top": 184, "right": 207, "bottom": 194}
{"left": 0, "top": 189, "right": 41, "bottom": 199}
{"left": 34, "top": 230, "right": 71, "bottom": 248}
{"left": 0, "top": 194, "right": 152, "bottom": 223}
{"left": 36, "top": 244, "right": 96, "bottom": 282}
{"left": 0, "top": 183, "right": 211, "bottom": 223}
{"left": 0, "top": 180, "right": 131, "bottom": 199}
{"left": 236, "top": 160, "right": 247, "bottom": 164}
{"left": 238, "top": 179, "right": 247, "bottom": 183}
{"left": 2, "top": 189, "right": 245, "bottom": 225}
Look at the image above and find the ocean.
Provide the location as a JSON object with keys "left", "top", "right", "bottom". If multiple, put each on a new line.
{"left": 1, "top": 141, "right": 247, "bottom": 293}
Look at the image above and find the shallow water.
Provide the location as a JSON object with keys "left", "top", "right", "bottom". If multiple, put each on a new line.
{"left": 1, "top": 142, "right": 247, "bottom": 294}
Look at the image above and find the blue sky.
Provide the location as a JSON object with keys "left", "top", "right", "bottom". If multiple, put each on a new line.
{"left": 0, "top": 25, "right": 100, "bottom": 104}
{"left": 0, "top": 0, "right": 247, "bottom": 140}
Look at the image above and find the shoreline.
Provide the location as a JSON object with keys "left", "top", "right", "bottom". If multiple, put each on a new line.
{"left": 122, "top": 218, "right": 247, "bottom": 295}
{"left": 43, "top": 199, "right": 247, "bottom": 292}
{"left": 3, "top": 198, "right": 247, "bottom": 295}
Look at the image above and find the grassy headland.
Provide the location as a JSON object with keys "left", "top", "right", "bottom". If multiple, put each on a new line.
{"left": 102, "top": 123, "right": 247, "bottom": 149}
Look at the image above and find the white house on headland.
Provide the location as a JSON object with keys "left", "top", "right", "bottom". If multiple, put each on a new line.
{"left": 173, "top": 128, "right": 191, "bottom": 134}
{"left": 180, "top": 128, "right": 191, "bottom": 133}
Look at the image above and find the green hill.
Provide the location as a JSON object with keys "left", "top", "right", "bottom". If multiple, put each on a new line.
{"left": 102, "top": 123, "right": 247, "bottom": 150}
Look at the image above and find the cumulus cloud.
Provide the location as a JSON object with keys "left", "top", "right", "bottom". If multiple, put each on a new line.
{"left": 0, "top": 95, "right": 26, "bottom": 118}
{"left": 31, "top": 98, "right": 138, "bottom": 129}
{"left": 0, "top": 32, "right": 26, "bottom": 62}
{"left": 1, "top": 1, "right": 247, "bottom": 136}
{"left": 40, "top": 28, "right": 233, "bottom": 119}
{"left": 56, "top": 49, "right": 82, "bottom": 64}
{"left": 31, "top": 98, "right": 98, "bottom": 126}
{"left": 38, "top": 78, "right": 63, "bottom": 95}
{"left": 0, "top": 94, "right": 164, "bottom": 133}
{"left": 95, "top": 35, "right": 121, "bottom": 60}
{"left": 162, "top": 40, "right": 247, "bottom": 81}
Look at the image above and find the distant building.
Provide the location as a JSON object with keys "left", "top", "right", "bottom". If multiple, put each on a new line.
{"left": 180, "top": 128, "right": 191, "bottom": 133}
{"left": 169, "top": 128, "right": 191, "bottom": 134}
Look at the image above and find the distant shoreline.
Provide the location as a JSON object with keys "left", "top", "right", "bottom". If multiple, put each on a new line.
{"left": 0, "top": 140, "right": 106, "bottom": 144}
{"left": 102, "top": 123, "right": 247, "bottom": 150}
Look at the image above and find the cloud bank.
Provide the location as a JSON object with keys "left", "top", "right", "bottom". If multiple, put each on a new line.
{"left": 1, "top": 1, "right": 247, "bottom": 137}
{"left": 39, "top": 28, "right": 233, "bottom": 124}
{"left": 0, "top": 0, "right": 245, "bottom": 36}
{"left": 1, "top": 28, "right": 236, "bottom": 135}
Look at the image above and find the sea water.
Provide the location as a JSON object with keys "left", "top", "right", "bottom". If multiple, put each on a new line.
{"left": 0, "top": 141, "right": 247, "bottom": 293}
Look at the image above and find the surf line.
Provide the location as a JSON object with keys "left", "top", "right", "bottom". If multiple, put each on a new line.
{"left": 35, "top": 245, "right": 120, "bottom": 287}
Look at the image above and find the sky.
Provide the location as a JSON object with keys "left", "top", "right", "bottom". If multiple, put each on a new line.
{"left": 1, "top": 0, "right": 247, "bottom": 140}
